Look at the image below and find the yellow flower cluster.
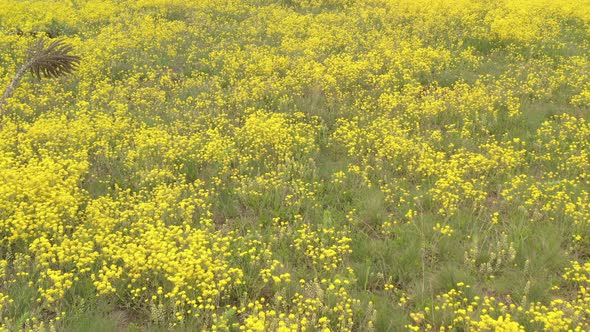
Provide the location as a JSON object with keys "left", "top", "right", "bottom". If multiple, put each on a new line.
{"left": 293, "top": 224, "right": 352, "bottom": 272}
{"left": 409, "top": 264, "right": 590, "bottom": 331}
{"left": 233, "top": 277, "right": 359, "bottom": 332}
{"left": 1, "top": 0, "right": 590, "bottom": 330}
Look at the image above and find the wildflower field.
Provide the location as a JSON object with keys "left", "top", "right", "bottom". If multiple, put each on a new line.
{"left": 1, "top": 0, "right": 590, "bottom": 331}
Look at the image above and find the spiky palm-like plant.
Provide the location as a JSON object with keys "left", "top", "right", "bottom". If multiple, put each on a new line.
{"left": 0, "top": 38, "right": 81, "bottom": 113}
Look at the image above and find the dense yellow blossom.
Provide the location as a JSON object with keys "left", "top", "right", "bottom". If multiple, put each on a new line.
{"left": 1, "top": 0, "right": 590, "bottom": 330}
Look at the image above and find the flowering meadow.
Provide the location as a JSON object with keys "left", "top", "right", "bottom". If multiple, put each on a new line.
{"left": 1, "top": 0, "right": 590, "bottom": 331}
